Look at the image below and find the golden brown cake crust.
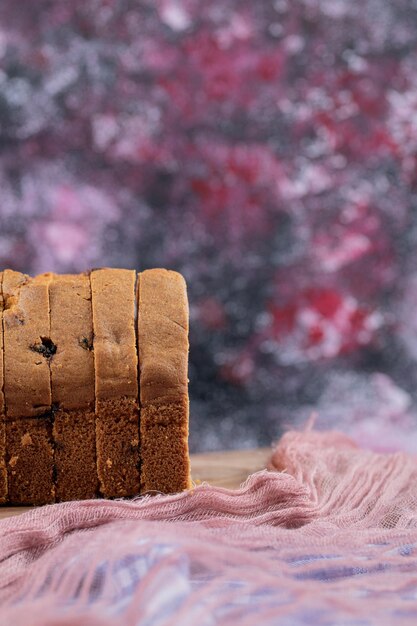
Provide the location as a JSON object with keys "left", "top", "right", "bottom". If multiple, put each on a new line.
{"left": 49, "top": 273, "right": 97, "bottom": 501}
{"left": 3, "top": 270, "right": 53, "bottom": 419}
{"left": 138, "top": 269, "right": 191, "bottom": 493}
{"left": 91, "top": 268, "right": 138, "bottom": 401}
{"left": 50, "top": 273, "right": 95, "bottom": 410}
{"left": 138, "top": 269, "right": 189, "bottom": 404}
{"left": 91, "top": 268, "right": 140, "bottom": 497}
{"left": 6, "top": 418, "right": 54, "bottom": 505}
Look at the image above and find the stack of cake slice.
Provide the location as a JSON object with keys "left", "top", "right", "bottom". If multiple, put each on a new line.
{"left": 0, "top": 268, "right": 191, "bottom": 505}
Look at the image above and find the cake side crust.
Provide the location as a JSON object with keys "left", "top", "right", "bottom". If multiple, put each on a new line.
{"left": 3, "top": 271, "right": 52, "bottom": 419}
{"left": 50, "top": 273, "right": 95, "bottom": 410}
{"left": 138, "top": 269, "right": 189, "bottom": 404}
{"left": 90, "top": 268, "right": 139, "bottom": 400}
{"left": 0, "top": 273, "right": 7, "bottom": 501}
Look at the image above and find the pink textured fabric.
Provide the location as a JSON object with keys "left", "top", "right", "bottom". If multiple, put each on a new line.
{"left": 1, "top": 429, "right": 417, "bottom": 625}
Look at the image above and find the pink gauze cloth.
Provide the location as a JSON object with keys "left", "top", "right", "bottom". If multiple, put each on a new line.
{"left": 1, "top": 429, "right": 417, "bottom": 625}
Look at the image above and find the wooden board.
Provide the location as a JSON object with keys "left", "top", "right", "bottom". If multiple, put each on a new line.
{"left": 0, "top": 448, "right": 271, "bottom": 520}
{"left": 191, "top": 447, "right": 270, "bottom": 488}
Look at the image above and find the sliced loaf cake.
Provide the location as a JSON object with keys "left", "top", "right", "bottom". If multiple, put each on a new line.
{"left": 0, "top": 267, "right": 191, "bottom": 504}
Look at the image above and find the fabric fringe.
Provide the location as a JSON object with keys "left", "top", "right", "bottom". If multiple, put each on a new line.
{"left": 1, "top": 430, "right": 417, "bottom": 625}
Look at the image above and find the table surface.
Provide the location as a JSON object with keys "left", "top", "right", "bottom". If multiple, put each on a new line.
{"left": 0, "top": 447, "right": 271, "bottom": 520}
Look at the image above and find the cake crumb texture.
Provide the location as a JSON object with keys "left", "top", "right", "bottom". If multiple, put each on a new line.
{"left": 6, "top": 418, "right": 54, "bottom": 505}
{"left": 95, "top": 397, "right": 139, "bottom": 497}
{"left": 140, "top": 398, "right": 191, "bottom": 493}
{"left": 53, "top": 410, "right": 97, "bottom": 502}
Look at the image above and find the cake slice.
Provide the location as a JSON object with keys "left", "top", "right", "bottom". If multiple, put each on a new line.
{"left": 49, "top": 273, "right": 97, "bottom": 501}
{"left": 3, "top": 271, "right": 54, "bottom": 504}
{"left": 138, "top": 269, "right": 191, "bottom": 493}
{"left": 0, "top": 272, "right": 8, "bottom": 502}
{"left": 91, "top": 268, "right": 140, "bottom": 498}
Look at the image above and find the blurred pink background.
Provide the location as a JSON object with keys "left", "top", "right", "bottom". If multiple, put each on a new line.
{"left": 1, "top": 0, "right": 417, "bottom": 451}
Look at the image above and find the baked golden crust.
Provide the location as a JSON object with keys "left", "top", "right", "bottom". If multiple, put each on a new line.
{"left": 50, "top": 273, "right": 95, "bottom": 410}
{"left": 91, "top": 268, "right": 139, "bottom": 401}
{"left": 138, "top": 269, "right": 189, "bottom": 404}
{"left": 2, "top": 270, "right": 52, "bottom": 419}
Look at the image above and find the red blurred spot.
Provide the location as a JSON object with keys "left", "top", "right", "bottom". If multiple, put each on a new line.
{"left": 306, "top": 289, "right": 342, "bottom": 318}
{"left": 308, "top": 324, "right": 325, "bottom": 345}
{"left": 191, "top": 178, "right": 211, "bottom": 199}
{"left": 220, "top": 353, "right": 254, "bottom": 386}
{"left": 197, "top": 297, "right": 227, "bottom": 330}
{"left": 270, "top": 302, "right": 297, "bottom": 335}
{"left": 349, "top": 307, "right": 368, "bottom": 332}
{"left": 257, "top": 55, "right": 281, "bottom": 81}
{"left": 266, "top": 285, "right": 378, "bottom": 360}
